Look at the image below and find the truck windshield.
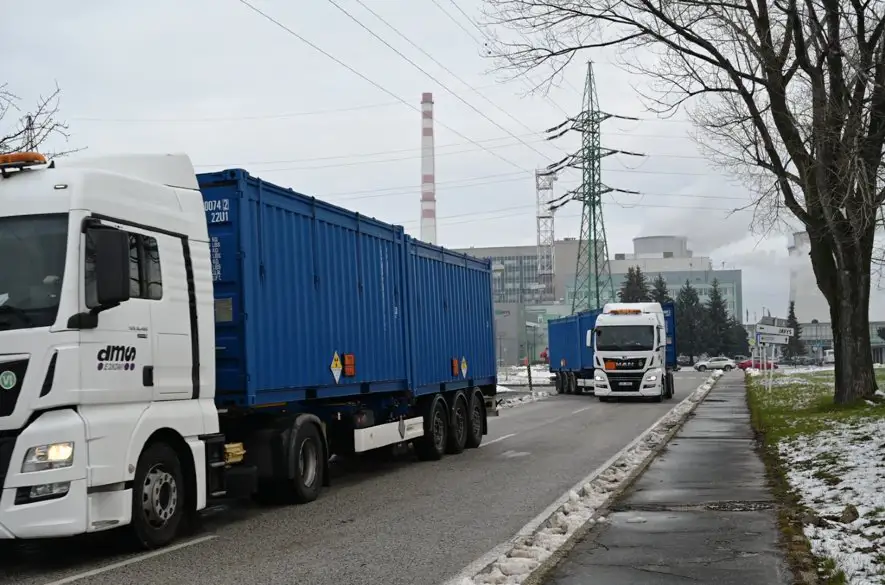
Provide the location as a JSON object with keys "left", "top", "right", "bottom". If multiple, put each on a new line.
{"left": 0, "top": 214, "right": 68, "bottom": 331}
{"left": 596, "top": 325, "right": 655, "bottom": 352}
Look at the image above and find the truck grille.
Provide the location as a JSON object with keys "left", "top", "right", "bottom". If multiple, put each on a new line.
{"left": 0, "top": 359, "right": 28, "bottom": 417}
{"left": 605, "top": 372, "right": 644, "bottom": 392}
{"left": 602, "top": 358, "right": 647, "bottom": 370}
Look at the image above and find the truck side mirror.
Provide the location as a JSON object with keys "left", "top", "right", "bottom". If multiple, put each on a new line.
{"left": 92, "top": 229, "right": 131, "bottom": 307}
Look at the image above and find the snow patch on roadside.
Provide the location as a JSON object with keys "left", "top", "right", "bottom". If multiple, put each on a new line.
{"left": 496, "top": 391, "right": 552, "bottom": 411}
{"left": 453, "top": 371, "right": 724, "bottom": 585}
{"left": 780, "top": 418, "right": 885, "bottom": 584}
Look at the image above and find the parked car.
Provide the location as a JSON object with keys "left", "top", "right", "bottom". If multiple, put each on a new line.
{"left": 694, "top": 356, "right": 736, "bottom": 371}
{"left": 737, "top": 358, "right": 779, "bottom": 370}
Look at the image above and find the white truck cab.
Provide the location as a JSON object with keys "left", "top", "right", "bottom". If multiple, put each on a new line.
{"left": 590, "top": 302, "right": 675, "bottom": 402}
{"left": 0, "top": 152, "right": 220, "bottom": 546}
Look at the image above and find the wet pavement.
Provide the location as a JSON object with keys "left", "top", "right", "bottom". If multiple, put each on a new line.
{"left": 544, "top": 375, "right": 793, "bottom": 585}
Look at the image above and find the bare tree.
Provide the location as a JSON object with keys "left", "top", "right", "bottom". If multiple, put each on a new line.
{"left": 484, "top": 0, "right": 885, "bottom": 403}
{"left": 0, "top": 82, "right": 78, "bottom": 157}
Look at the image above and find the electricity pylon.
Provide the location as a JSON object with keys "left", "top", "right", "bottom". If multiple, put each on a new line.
{"left": 542, "top": 62, "right": 645, "bottom": 314}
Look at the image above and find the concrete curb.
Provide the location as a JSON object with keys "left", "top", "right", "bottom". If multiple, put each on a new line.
{"left": 445, "top": 371, "right": 725, "bottom": 585}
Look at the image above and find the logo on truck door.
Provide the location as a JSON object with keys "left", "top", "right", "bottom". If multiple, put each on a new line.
{"left": 96, "top": 345, "right": 137, "bottom": 371}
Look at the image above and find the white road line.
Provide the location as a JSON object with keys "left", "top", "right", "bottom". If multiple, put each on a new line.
{"left": 480, "top": 433, "right": 516, "bottom": 447}
{"left": 571, "top": 406, "right": 592, "bottom": 415}
{"left": 41, "top": 535, "right": 217, "bottom": 585}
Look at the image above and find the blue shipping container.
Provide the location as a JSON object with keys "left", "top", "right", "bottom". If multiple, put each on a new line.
{"left": 547, "top": 309, "right": 601, "bottom": 374}
{"left": 196, "top": 169, "right": 497, "bottom": 408}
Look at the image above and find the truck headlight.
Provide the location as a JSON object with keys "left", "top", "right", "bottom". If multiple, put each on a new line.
{"left": 646, "top": 374, "right": 658, "bottom": 381}
{"left": 594, "top": 373, "right": 604, "bottom": 381}
{"left": 21, "top": 442, "right": 74, "bottom": 473}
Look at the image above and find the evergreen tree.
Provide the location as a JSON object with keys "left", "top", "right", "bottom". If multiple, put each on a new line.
{"left": 675, "top": 280, "right": 703, "bottom": 363}
{"left": 784, "top": 301, "right": 805, "bottom": 359}
{"left": 650, "top": 273, "right": 672, "bottom": 304}
{"left": 703, "top": 279, "right": 730, "bottom": 356}
{"left": 723, "top": 316, "right": 750, "bottom": 356}
{"left": 617, "top": 265, "right": 652, "bottom": 302}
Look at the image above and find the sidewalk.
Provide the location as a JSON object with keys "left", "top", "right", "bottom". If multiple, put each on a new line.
{"left": 543, "top": 376, "right": 793, "bottom": 584}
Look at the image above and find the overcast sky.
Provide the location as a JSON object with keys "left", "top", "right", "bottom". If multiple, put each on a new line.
{"left": 5, "top": 0, "right": 883, "bottom": 322}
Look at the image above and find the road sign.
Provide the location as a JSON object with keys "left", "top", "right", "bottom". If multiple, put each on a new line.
{"left": 757, "top": 333, "right": 790, "bottom": 345}
{"left": 756, "top": 324, "right": 794, "bottom": 336}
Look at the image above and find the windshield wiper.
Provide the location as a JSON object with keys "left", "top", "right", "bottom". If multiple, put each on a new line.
{"left": 0, "top": 305, "right": 34, "bottom": 326}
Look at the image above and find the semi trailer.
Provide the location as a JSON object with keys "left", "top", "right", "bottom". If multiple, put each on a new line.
{"left": 547, "top": 301, "right": 677, "bottom": 401}
{"left": 0, "top": 152, "right": 497, "bottom": 549}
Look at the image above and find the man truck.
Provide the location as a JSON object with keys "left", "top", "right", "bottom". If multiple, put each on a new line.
{"left": 548, "top": 301, "right": 677, "bottom": 402}
{"left": 0, "top": 152, "right": 497, "bottom": 549}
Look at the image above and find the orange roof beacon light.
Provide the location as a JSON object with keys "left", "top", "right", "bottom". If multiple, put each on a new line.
{"left": 0, "top": 152, "right": 49, "bottom": 173}
{"left": 609, "top": 308, "right": 642, "bottom": 315}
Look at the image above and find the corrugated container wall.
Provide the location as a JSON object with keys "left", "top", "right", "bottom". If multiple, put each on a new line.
{"left": 547, "top": 309, "right": 600, "bottom": 372}
{"left": 196, "top": 169, "right": 496, "bottom": 409}
{"left": 406, "top": 240, "right": 497, "bottom": 394}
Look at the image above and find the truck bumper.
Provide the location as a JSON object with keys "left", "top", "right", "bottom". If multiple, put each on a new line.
{"left": 0, "top": 409, "right": 98, "bottom": 539}
{"left": 593, "top": 369, "right": 664, "bottom": 398}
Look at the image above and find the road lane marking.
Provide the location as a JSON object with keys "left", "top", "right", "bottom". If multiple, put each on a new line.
{"left": 40, "top": 535, "right": 217, "bottom": 585}
{"left": 481, "top": 433, "right": 516, "bottom": 447}
{"left": 571, "top": 406, "right": 592, "bottom": 415}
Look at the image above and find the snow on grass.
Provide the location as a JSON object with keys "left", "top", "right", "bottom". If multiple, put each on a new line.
{"left": 496, "top": 390, "right": 552, "bottom": 411}
{"left": 497, "top": 366, "right": 555, "bottom": 387}
{"left": 453, "top": 371, "right": 724, "bottom": 585}
{"left": 747, "top": 368, "right": 885, "bottom": 584}
{"left": 780, "top": 419, "right": 885, "bottom": 584}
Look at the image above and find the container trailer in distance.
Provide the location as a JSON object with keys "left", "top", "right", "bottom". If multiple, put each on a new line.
{"left": 0, "top": 152, "right": 497, "bottom": 549}
{"left": 547, "top": 301, "right": 677, "bottom": 401}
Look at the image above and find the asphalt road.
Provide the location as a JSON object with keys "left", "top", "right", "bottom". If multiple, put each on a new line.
{"left": 0, "top": 371, "right": 711, "bottom": 585}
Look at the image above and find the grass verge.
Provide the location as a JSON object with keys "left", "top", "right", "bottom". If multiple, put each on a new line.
{"left": 746, "top": 367, "right": 885, "bottom": 585}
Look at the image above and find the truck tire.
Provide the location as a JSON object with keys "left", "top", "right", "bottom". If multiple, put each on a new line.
{"left": 465, "top": 390, "right": 485, "bottom": 449}
{"left": 446, "top": 392, "right": 469, "bottom": 455}
{"left": 416, "top": 395, "right": 448, "bottom": 461}
{"left": 554, "top": 373, "right": 563, "bottom": 393}
{"left": 290, "top": 420, "right": 324, "bottom": 504}
{"left": 131, "top": 442, "right": 186, "bottom": 550}
{"left": 666, "top": 372, "right": 675, "bottom": 399}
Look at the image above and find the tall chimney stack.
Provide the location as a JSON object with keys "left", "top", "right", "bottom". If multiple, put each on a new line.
{"left": 420, "top": 92, "right": 437, "bottom": 245}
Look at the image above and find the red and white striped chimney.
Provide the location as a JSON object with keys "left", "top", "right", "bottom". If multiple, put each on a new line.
{"left": 420, "top": 92, "right": 437, "bottom": 245}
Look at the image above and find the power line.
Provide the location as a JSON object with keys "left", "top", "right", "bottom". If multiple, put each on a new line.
{"left": 193, "top": 129, "right": 732, "bottom": 169}
{"left": 319, "top": 173, "right": 755, "bottom": 204}
{"left": 324, "top": 0, "right": 554, "bottom": 162}
{"left": 193, "top": 132, "right": 543, "bottom": 168}
{"left": 386, "top": 198, "right": 752, "bottom": 229}
{"left": 235, "top": 0, "right": 530, "bottom": 172}
{"left": 70, "top": 102, "right": 404, "bottom": 123}
{"left": 351, "top": 0, "right": 565, "bottom": 158}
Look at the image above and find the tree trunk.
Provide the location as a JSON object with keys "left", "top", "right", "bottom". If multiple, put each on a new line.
{"left": 831, "top": 267, "right": 876, "bottom": 404}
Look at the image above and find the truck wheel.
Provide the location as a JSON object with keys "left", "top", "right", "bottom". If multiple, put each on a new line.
{"left": 465, "top": 390, "right": 485, "bottom": 449}
{"left": 446, "top": 392, "right": 469, "bottom": 454}
{"left": 131, "top": 442, "right": 186, "bottom": 549}
{"left": 416, "top": 396, "right": 448, "bottom": 461}
{"left": 666, "top": 373, "right": 675, "bottom": 399}
{"left": 554, "top": 373, "right": 563, "bottom": 393}
{"left": 291, "top": 421, "right": 324, "bottom": 504}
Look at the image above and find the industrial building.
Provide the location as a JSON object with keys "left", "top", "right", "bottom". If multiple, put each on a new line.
{"left": 454, "top": 235, "right": 744, "bottom": 365}
{"left": 787, "top": 231, "right": 885, "bottom": 361}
